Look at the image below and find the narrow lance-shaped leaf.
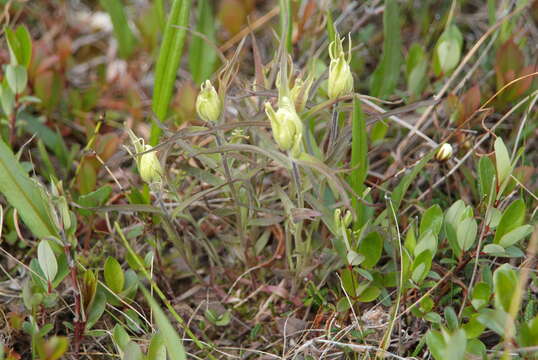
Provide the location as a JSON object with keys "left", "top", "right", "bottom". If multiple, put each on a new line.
{"left": 349, "top": 97, "right": 368, "bottom": 228}
{"left": 0, "top": 138, "right": 58, "bottom": 238}
{"left": 99, "top": 0, "right": 137, "bottom": 59}
{"left": 370, "top": 0, "right": 402, "bottom": 98}
{"left": 5, "top": 26, "right": 32, "bottom": 67}
{"left": 189, "top": 0, "right": 217, "bottom": 84}
{"left": 151, "top": 0, "right": 192, "bottom": 144}
{"left": 494, "top": 137, "right": 511, "bottom": 186}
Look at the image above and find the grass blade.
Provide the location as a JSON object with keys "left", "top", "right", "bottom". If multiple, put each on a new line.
{"left": 99, "top": 0, "right": 137, "bottom": 59}
{"left": 370, "top": 0, "right": 402, "bottom": 98}
{"left": 189, "top": 0, "right": 217, "bottom": 84}
{"left": 151, "top": 0, "right": 192, "bottom": 143}
{"left": 0, "top": 138, "right": 57, "bottom": 238}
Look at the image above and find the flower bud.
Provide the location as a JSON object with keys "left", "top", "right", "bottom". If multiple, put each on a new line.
{"left": 264, "top": 96, "right": 303, "bottom": 157}
{"left": 290, "top": 75, "right": 314, "bottom": 112}
{"left": 139, "top": 145, "right": 163, "bottom": 184}
{"left": 196, "top": 80, "right": 222, "bottom": 122}
{"left": 333, "top": 208, "right": 352, "bottom": 231}
{"left": 435, "top": 143, "right": 453, "bottom": 162}
{"left": 328, "top": 33, "right": 353, "bottom": 99}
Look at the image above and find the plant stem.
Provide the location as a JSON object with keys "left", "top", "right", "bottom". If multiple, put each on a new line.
{"left": 291, "top": 159, "right": 307, "bottom": 280}
{"left": 327, "top": 103, "right": 339, "bottom": 155}
{"left": 214, "top": 128, "right": 250, "bottom": 263}
{"left": 9, "top": 97, "right": 20, "bottom": 147}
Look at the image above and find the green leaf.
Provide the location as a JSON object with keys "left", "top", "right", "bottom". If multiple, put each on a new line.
{"left": 433, "top": 24, "right": 463, "bottom": 76}
{"left": 471, "top": 282, "right": 491, "bottom": 310}
{"left": 349, "top": 97, "right": 368, "bottom": 228}
{"left": 6, "top": 64, "right": 27, "bottom": 94}
{"left": 0, "top": 82, "right": 15, "bottom": 116}
{"left": 5, "top": 26, "right": 32, "bottom": 67}
{"left": 444, "top": 306, "right": 459, "bottom": 331}
{"left": 279, "top": 0, "right": 292, "bottom": 53}
{"left": 370, "top": 0, "right": 402, "bottom": 98}
{"left": 189, "top": 0, "right": 217, "bottom": 84}
{"left": 476, "top": 308, "right": 510, "bottom": 336}
{"left": 326, "top": 10, "right": 336, "bottom": 44}
{"left": 124, "top": 341, "right": 144, "bottom": 360}
{"left": 86, "top": 289, "right": 106, "bottom": 330}
{"left": 0, "top": 138, "right": 58, "bottom": 238}
{"left": 414, "top": 231, "right": 437, "bottom": 258}
{"left": 104, "top": 257, "right": 125, "bottom": 294}
{"left": 457, "top": 217, "right": 477, "bottom": 251}
{"left": 444, "top": 200, "right": 467, "bottom": 255}
{"left": 99, "top": 0, "right": 137, "bottom": 58}
{"left": 341, "top": 267, "right": 359, "bottom": 297}
{"left": 519, "top": 316, "right": 538, "bottom": 347}
{"left": 82, "top": 270, "right": 98, "bottom": 313}
{"left": 38, "top": 240, "right": 58, "bottom": 283}
{"left": 357, "top": 284, "right": 381, "bottom": 302}
{"left": 483, "top": 243, "right": 506, "bottom": 256}
{"left": 147, "top": 332, "right": 167, "bottom": 360}
{"left": 493, "top": 264, "right": 518, "bottom": 312}
{"left": 404, "top": 223, "right": 416, "bottom": 253}
{"left": 424, "top": 312, "right": 442, "bottom": 323}
{"left": 139, "top": 285, "right": 186, "bottom": 360}
{"left": 112, "top": 324, "right": 131, "bottom": 352}
{"left": 485, "top": 207, "right": 502, "bottom": 229}
{"left": 214, "top": 310, "right": 231, "bottom": 326}
{"left": 357, "top": 231, "right": 383, "bottom": 268}
{"left": 462, "top": 315, "right": 486, "bottom": 339}
{"left": 494, "top": 137, "right": 511, "bottom": 186}
{"left": 406, "top": 43, "right": 428, "bottom": 98}
{"left": 478, "top": 156, "right": 495, "bottom": 201}
{"left": 38, "top": 336, "right": 69, "bottom": 360}
{"left": 445, "top": 329, "right": 467, "bottom": 360}
{"left": 77, "top": 185, "right": 113, "bottom": 216}
{"left": 420, "top": 204, "right": 443, "bottom": 237}
{"left": 425, "top": 330, "right": 445, "bottom": 360}
{"left": 499, "top": 225, "right": 533, "bottom": 248}
{"left": 151, "top": 0, "right": 192, "bottom": 122}
{"left": 346, "top": 250, "right": 365, "bottom": 266}
{"left": 426, "top": 328, "right": 467, "bottom": 360}
{"left": 494, "top": 199, "right": 526, "bottom": 245}
{"left": 411, "top": 250, "right": 432, "bottom": 284}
